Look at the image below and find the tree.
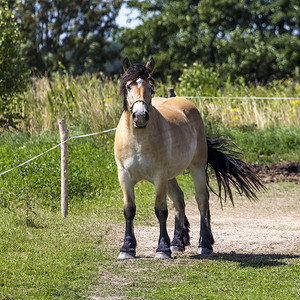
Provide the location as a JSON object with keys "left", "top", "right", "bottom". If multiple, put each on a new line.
{"left": 0, "top": 1, "right": 30, "bottom": 128}
{"left": 120, "top": 0, "right": 300, "bottom": 82}
{"left": 8, "top": 0, "right": 123, "bottom": 75}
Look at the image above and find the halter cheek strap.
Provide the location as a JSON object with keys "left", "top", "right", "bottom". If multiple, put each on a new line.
{"left": 130, "top": 98, "right": 151, "bottom": 113}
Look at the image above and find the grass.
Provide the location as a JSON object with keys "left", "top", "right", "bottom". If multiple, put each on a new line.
{"left": 1, "top": 183, "right": 299, "bottom": 299}
{"left": 1, "top": 125, "right": 299, "bottom": 214}
{"left": 0, "top": 209, "right": 108, "bottom": 299}
{"left": 94, "top": 255, "right": 299, "bottom": 299}
{"left": 7, "top": 72, "right": 299, "bottom": 134}
{"left": 0, "top": 74, "right": 299, "bottom": 298}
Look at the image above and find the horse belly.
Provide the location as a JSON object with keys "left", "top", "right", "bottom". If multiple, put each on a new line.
{"left": 167, "top": 141, "right": 197, "bottom": 179}
{"left": 157, "top": 126, "right": 197, "bottom": 180}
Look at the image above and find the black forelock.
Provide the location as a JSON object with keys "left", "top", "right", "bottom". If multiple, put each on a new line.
{"left": 120, "top": 63, "right": 155, "bottom": 111}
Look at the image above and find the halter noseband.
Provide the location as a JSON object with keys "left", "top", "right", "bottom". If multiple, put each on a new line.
{"left": 130, "top": 98, "right": 151, "bottom": 113}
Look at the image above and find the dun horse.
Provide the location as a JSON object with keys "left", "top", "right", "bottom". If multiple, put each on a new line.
{"left": 114, "top": 57, "right": 264, "bottom": 259}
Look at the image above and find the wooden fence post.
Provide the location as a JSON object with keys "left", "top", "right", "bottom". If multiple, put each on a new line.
{"left": 167, "top": 87, "right": 176, "bottom": 98}
{"left": 58, "top": 119, "right": 68, "bottom": 217}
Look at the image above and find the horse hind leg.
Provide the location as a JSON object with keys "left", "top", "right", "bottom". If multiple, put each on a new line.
{"left": 168, "top": 178, "right": 190, "bottom": 253}
{"left": 189, "top": 163, "right": 214, "bottom": 255}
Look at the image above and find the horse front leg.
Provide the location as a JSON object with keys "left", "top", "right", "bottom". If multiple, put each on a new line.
{"left": 154, "top": 180, "right": 171, "bottom": 259}
{"left": 118, "top": 173, "right": 137, "bottom": 259}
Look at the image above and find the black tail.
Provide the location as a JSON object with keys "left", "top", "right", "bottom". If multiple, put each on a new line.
{"left": 206, "top": 136, "right": 265, "bottom": 204}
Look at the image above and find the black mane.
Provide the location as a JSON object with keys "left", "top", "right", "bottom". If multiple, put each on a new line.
{"left": 120, "top": 63, "right": 155, "bottom": 111}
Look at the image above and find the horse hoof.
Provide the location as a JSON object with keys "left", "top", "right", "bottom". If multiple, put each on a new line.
{"left": 118, "top": 252, "right": 135, "bottom": 259}
{"left": 155, "top": 252, "right": 172, "bottom": 259}
{"left": 197, "top": 247, "right": 213, "bottom": 255}
{"left": 170, "top": 245, "right": 185, "bottom": 253}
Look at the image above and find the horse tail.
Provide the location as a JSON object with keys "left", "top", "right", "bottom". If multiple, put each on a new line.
{"left": 206, "top": 136, "right": 265, "bottom": 204}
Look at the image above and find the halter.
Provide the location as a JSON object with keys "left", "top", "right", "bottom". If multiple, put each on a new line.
{"left": 130, "top": 98, "right": 151, "bottom": 113}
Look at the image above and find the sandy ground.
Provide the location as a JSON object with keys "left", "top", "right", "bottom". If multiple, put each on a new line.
{"left": 115, "top": 183, "right": 300, "bottom": 258}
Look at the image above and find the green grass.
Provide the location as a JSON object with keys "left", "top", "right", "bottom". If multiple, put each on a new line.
{"left": 94, "top": 255, "right": 299, "bottom": 299}
{"left": 1, "top": 124, "right": 299, "bottom": 207}
{"left": 1, "top": 183, "right": 299, "bottom": 299}
{"left": 209, "top": 125, "right": 300, "bottom": 163}
{"left": 0, "top": 209, "right": 109, "bottom": 299}
{"left": 1, "top": 73, "right": 300, "bottom": 298}
{"left": 0, "top": 131, "right": 299, "bottom": 299}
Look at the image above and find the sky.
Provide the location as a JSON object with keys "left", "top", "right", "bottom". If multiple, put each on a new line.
{"left": 116, "top": 5, "right": 141, "bottom": 28}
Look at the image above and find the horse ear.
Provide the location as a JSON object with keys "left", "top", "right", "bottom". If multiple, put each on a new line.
{"left": 123, "top": 57, "right": 131, "bottom": 72}
{"left": 146, "top": 57, "right": 155, "bottom": 74}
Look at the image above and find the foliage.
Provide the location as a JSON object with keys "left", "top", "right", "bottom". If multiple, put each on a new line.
{"left": 23, "top": 72, "right": 122, "bottom": 134}
{"left": 176, "top": 67, "right": 300, "bottom": 128}
{"left": 178, "top": 62, "right": 221, "bottom": 96}
{"left": 120, "top": 0, "right": 300, "bottom": 82}
{"left": 7, "top": 0, "right": 123, "bottom": 75}
{"left": 210, "top": 125, "right": 300, "bottom": 163}
{"left": 0, "top": 133, "right": 120, "bottom": 213}
{"left": 0, "top": 1, "right": 30, "bottom": 128}
{"left": 17, "top": 73, "right": 300, "bottom": 134}
{"left": 0, "top": 124, "right": 299, "bottom": 214}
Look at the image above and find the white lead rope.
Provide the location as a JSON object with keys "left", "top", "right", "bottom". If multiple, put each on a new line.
{"left": 0, "top": 127, "right": 117, "bottom": 177}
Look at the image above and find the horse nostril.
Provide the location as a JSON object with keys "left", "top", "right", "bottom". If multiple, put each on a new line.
{"left": 144, "top": 111, "right": 149, "bottom": 122}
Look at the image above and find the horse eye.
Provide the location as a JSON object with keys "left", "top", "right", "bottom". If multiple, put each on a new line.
{"left": 126, "top": 84, "right": 132, "bottom": 91}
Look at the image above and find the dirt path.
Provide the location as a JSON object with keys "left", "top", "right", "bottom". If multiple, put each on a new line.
{"left": 115, "top": 183, "right": 300, "bottom": 257}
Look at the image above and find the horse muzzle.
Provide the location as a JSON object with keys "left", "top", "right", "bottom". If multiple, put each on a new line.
{"left": 130, "top": 99, "right": 150, "bottom": 129}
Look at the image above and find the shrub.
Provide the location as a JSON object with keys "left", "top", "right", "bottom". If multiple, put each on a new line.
{"left": 178, "top": 62, "right": 221, "bottom": 96}
{"left": 0, "top": 1, "right": 30, "bottom": 129}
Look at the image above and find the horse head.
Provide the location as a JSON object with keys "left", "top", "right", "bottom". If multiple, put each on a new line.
{"left": 120, "top": 57, "right": 155, "bottom": 128}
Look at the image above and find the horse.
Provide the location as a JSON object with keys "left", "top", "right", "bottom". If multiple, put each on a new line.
{"left": 114, "top": 57, "right": 264, "bottom": 259}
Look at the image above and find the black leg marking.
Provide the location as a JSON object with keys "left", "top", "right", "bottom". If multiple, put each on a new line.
{"left": 155, "top": 208, "right": 171, "bottom": 256}
{"left": 120, "top": 206, "right": 137, "bottom": 254}
{"left": 199, "top": 208, "right": 214, "bottom": 252}
{"left": 171, "top": 215, "right": 190, "bottom": 250}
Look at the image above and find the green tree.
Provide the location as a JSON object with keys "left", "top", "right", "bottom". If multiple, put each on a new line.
{"left": 8, "top": 0, "right": 123, "bottom": 75}
{"left": 0, "top": 1, "right": 30, "bottom": 128}
{"left": 120, "top": 0, "right": 300, "bottom": 82}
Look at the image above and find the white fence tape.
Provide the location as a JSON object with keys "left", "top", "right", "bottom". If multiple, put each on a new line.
{"left": 0, "top": 127, "right": 116, "bottom": 177}
{"left": 184, "top": 96, "right": 299, "bottom": 100}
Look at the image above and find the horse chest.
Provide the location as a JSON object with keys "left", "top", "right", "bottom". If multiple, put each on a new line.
{"left": 121, "top": 152, "right": 154, "bottom": 181}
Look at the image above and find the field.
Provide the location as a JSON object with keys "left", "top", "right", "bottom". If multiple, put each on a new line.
{"left": 0, "top": 75, "right": 299, "bottom": 299}
{"left": 1, "top": 181, "right": 299, "bottom": 299}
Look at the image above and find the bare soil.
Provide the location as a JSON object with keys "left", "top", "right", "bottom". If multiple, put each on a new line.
{"left": 251, "top": 161, "right": 300, "bottom": 183}
{"left": 114, "top": 182, "right": 300, "bottom": 258}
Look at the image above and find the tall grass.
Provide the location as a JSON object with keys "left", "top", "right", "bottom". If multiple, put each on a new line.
{"left": 14, "top": 73, "right": 300, "bottom": 134}
{"left": 176, "top": 78, "right": 300, "bottom": 128}
{"left": 22, "top": 73, "right": 122, "bottom": 134}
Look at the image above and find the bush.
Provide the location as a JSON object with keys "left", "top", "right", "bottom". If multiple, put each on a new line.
{"left": 0, "top": 1, "right": 30, "bottom": 128}
{"left": 178, "top": 62, "right": 221, "bottom": 96}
